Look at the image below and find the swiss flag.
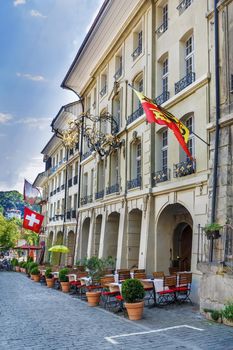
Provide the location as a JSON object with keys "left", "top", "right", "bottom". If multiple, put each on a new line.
{"left": 23, "top": 207, "right": 44, "bottom": 233}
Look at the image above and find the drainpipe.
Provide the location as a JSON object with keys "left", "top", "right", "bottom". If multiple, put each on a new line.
{"left": 210, "top": 0, "right": 221, "bottom": 262}
{"left": 61, "top": 85, "right": 85, "bottom": 264}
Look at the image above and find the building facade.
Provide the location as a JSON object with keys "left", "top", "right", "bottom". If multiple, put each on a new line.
{"left": 34, "top": 0, "right": 233, "bottom": 304}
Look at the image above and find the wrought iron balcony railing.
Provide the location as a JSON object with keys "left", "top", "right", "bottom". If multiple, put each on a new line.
{"left": 56, "top": 187, "right": 60, "bottom": 193}
{"left": 100, "top": 85, "right": 107, "bottom": 97}
{"left": 68, "top": 178, "right": 72, "bottom": 188}
{"left": 154, "top": 91, "right": 170, "bottom": 105}
{"left": 131, "top": 44, "right": 142, "bottom": 60}
{"left": 114, "top": 66, "right": 122, "bottom": 80}
{"left": 106, "top": 183, "right": 119, "bottom": 195}
{"left": 66, "top": 211, "right": 71, "bottom": 220}
{"left": 53, "top": 189, "right": 56, "bottom": 195}
{"left": 156, "top": 22, "right": 168, "bottom": 37}
{"left": 73, "top": 175, "right": 78, "bottom": 185}
{"left": 81, "top": 195, "right": 93, "bottom": 206}
{"left": 69, "top": 148, "right": 74, "bottom": 156}
{"left": 177, "top": 0, "right": 193, "bottom": 15}
{"left": 95, "top": 190, "right": 104, "bottom": 200}
{"left": 127, "top": 105, "right": 144, "bottom": 125}
{"left": 81, "top": 150, "right": 92, "bottom": 161}
{"left": 50, "top": 191, "right": 53, "bottom": 197}
{"left": 72, "top": 210, "right": 76, "bottom": 219}
{"left": 127, "top": 177, "right": 141, "bottom": 190}
{"left": 175, "top": 72, "right": 195, "bottom": 94}
{"left": 173, "top": 159, "right": 195, "bottom": 178}
{"left": 152, "top": 168, "right": 169, "bottom": 186}
{"left": 61, "top": 184, "right": 65, "bottom": 191}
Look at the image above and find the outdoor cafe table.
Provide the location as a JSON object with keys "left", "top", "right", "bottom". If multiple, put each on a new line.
{"left": 39, "top": 269, "right": 46, "bottom": 276}
{"left": 52, "top": 272, "right": 59, "bottom": 278}
{"left": 67, "top": 274, "right": 77, "bottom": 282}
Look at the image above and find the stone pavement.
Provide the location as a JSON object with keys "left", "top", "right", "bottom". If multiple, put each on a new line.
{"left": 0, "top": 272, "right": 233, "bottom": 350}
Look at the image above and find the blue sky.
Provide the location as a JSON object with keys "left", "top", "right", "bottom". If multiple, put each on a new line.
{"left": 0, "top": 0, "right": 103, "bottom": 193}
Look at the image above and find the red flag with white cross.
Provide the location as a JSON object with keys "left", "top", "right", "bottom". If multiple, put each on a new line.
{"left": 23, "top": 207, "right": 44, "bottom": 233}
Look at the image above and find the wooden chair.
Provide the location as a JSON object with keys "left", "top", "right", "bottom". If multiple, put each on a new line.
{"left": 157, "top": 275, "right": 177, "bottom": 305}
{"left": 134, "top": 272, "right": 147, "bottom": 279}
{"left": 118, "top": 271, "right": 131, "bottom": 282}
{"left": 132, "top": 269, "right": 145, "bottom": 274}
{"left": 117, "top": 269, "right": 130, "bottom": 273}
{"left": 176, "top": 272, "right": 192, "bottom": 304}
{"left": 169, "top": 267, "right": 180, "bottom": 276}
{"left": 153, "top": 271, "right": 165, "bottom": 279}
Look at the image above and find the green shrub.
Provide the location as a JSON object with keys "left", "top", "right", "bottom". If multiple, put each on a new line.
{"left": 45, "top": 268, "right": 53, "bottom": 279}
{"left": 59, "top": 268, "right": 69, "bottom": 282}
{"left": 27, "top": 257, "right": 33, "bottom": 263}
{"left": 222, "top": 303, "right": 233, "bottom": 321}
{"left": 19, "top": 261, "right": 24, "bottom": 267}
{"left": 210, "top": 310, "right": 221, "bottom": 321}
{"left": 204, "top": 223, "right": 222, "bottom": 233}
{"left": 83, "top": 256, "right": 105, "bottom": 282}
{"left": 22, "top": 262, "right": 27, "bottom": 268}
{"left": 30, "top": 267, "right": 40, "bottom": 275}
{"left": 27, "top": 262, "right": 38, "bottom": 274}
{"left": 11, "top": 258, "right": 18, "bottom": 266}
{"left": 122, "top": 278, "right": 145, "bottom": 303}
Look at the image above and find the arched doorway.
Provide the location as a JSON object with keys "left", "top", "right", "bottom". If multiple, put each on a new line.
{"left": 67, "top": 231, "right": 75, "bottom": 266}
{"left": 104, "top": 212, "right": 120, "bottom": 260}
{"left": 173, "top": 223, "right": 192, "bottom": 271}
{"left": 93, "top": 215, "right": 102, "bottom": 256}
{"left": 156, "top": 203, "right": 193, "bottom": 274}
{"left": 80, "top": 218, "right": 90, "bottom": 259}
{"left": 127, "top": 209, "right": 142, "bottom": 269}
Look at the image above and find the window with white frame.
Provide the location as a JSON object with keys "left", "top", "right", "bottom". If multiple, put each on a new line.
{"left": 162, "top": 58, "right": 168, "bottom": 92}
{"left": 86, "top": 95, "right": 91, "bottom": 114}
{"left": 112, "top": 93, "right": 121, "bottom": 133}
{"left": 97, "top": 160, "right": 104, "bottom": 192}
{"left": 100, "top": 73, "right": 107, "bottom": 97}
{"left": 163, "top": 4, "right": 168, "bottom": 31}
{"left": 133, "top": 75, "right": 143, "bottom": 111}
{"left": 90, "top": 169, "right": 94, "bottom": 197}
{"left": 110, "top": 151, "right": 119, "bottom": 185}
{"left": 161, "top": 129, "right": 168, "bottom": 170}
{"left": 114, "top": 52, "right": 123, "bottom": 80}
{"left": 186, "top": 115, "right": 194, "bottom": 159}
{"left": 132, "top": 26, "right": 143, "bottom": 60}
{"left": 185, "top": 36, "right": 194, "bottom": 75}
{"left": 83, "top": 172, "right": 88, "bottom": 197}
{"left": 136, "top": 142, "right": 141, "bottom": 179}
{"left": 93, "top": 87, "right": 97, "bottom": 109}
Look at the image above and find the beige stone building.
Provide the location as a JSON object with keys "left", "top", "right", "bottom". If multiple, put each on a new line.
{"left": 34, "top": 0, "right": 233, "bottom": 304}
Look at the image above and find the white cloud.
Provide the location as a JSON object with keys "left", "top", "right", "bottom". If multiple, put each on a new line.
{"left": 15, "top": 117, "right": 51, "bottom": 130}
{"left": 0, "top": 113, "right": 13, "bottom": 124}
{"left": 16, "top": 72, "right": 45, "bottom": 82}
{"left": 30, "top": 10, "right": 47, "bottom": 18}
{"left": 0, "top": 155, "right": 44, "bottom": 193}
{"left": 13, "top": 0, "right": 26, "bottom": 6}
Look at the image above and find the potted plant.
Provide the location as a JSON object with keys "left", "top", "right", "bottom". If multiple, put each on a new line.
{"left": 27, "top": 262, "right": 38, "bottom": 279}
{"left": 204, "top": 223, "right": 223, "bottom": 239}
{"left": 222, "top": 303, "right": 233, "bottom": 327}
{"left": 59, "top": 268, "right": 70, "bottom": 293}
{"left": 30, "top": 266, "right": 40, "bottom": 282}
{"left": 11, "top": 258, "right": 18, "bottom": 271}
{"left": 45, "top": 267, "right": 54, "bottom": 288}
{"left": 121, "top": 278, "right": 145, "bottom": 320}
{"left": 84, "top": 256, "right": 105, "bottom": 306}
{"left": 21, "top": 262, "right": 27, "bottom": 273}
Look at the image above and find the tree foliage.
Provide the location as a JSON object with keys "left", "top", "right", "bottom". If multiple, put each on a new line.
{"left": 0, "top": 214, "right": 20, "bottom": 249}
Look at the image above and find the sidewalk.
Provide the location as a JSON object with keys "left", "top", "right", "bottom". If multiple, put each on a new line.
{"left": 1, "top": 272, "right": 233, "bottom": 350}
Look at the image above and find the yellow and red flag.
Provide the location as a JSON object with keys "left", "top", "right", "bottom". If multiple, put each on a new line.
{"left": 131, "top": 87, "right": 193, "bottom": 160}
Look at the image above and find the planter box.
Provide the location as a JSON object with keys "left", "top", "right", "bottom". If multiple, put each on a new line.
{"left": 204, "top": 311, "right": 222, "bottom": 323}
{"left": 223, "top": 318, "right": 233, "bottom": 327}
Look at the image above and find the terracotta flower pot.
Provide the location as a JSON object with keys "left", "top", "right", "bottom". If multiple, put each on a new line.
{"left": 86, "top": 291, "right": 101, "bottom": 306}
{"left": 46, "top": 278, "right": 54, "bottom": 288}
{"left": 60, "top": 282, "right": 70, "bottom": 293}
{"left": 32, "top": 274, "right": 40, "bottom": 282}
{"left": 125, "top": 301, "right": 144, "bottom": 320}
{"left": 15, "top": 266, "right": 20, "bottom": 272}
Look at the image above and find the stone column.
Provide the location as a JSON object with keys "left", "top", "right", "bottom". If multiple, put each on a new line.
{"left": 98, "top": 210, "right": 107, "bottom": 258}
{"left": 87, "top": 210, "right": 95, "bottom": 258}
{"left": 116, "top": 203, "right": 127, "bottom": 269}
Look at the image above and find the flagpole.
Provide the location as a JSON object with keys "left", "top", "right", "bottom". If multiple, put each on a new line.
{"left": 191, "top": 132, "right": 210, "bottom": 146}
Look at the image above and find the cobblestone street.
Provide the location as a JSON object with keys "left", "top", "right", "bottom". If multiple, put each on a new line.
{"left": 1, "top": 272, "right": 233, "bottom": 350}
